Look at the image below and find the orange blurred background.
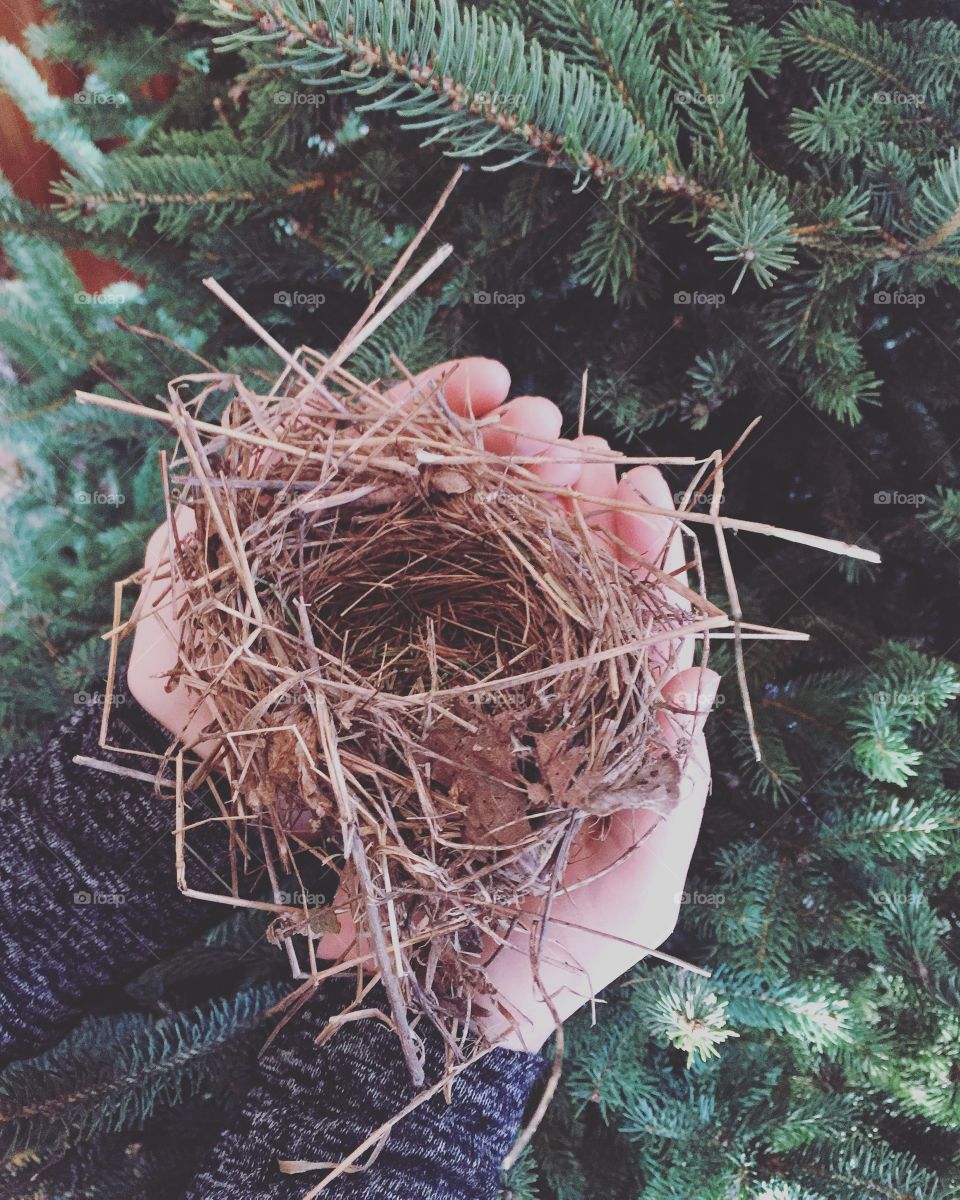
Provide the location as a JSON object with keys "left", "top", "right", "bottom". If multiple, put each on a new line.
{"left": 0, "top": 0, "right": 172, "bottom": 291}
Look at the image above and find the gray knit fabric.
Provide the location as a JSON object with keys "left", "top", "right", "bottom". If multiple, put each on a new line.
{"left": 0, "top": 687, "right": 226, "bottom": 1063}
{"left": 0, "top": 692, "right": 546, "bottom": 1198}
{"left": 185, "top": 977, "right": 546, "bottom": 1199}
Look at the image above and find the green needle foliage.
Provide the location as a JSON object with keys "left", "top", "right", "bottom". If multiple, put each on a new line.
{"left": 0, "top": 983, "right": 286, "bottom": 1157}
{"left": 1, "top": 1, "right": 959, "bottom": 1196}
{"left": 0, "top": 913, "right": 290, "bottom": 1198}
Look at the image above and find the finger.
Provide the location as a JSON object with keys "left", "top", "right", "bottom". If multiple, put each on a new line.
{"left": 561, "top": 434, "right": 618, "bottom": 538}
{"left": 530, "top": 439, "right": 584, "bottom": 489}
{"left": 657, "top": 667, "right": 720, "bottom": 749}
{"left": 660, "top": 526, "right": 695, "bottom": 671}
{"left": 384, "top": 357, "right": 510, "bottom": 417}
{"left": 482, "top": 395, "right": 563, "bottom": 458}
{"left": 615, "top": 465, "right": 698, "bottom": 672}
{"left": 144, "top": 506, "right": 197, "bottom": 573}
{"left": 614, "top": 465, "right": 675, "bottom": 569}
{"left": 660, "top": 488, "right": 696, "bottom": 670}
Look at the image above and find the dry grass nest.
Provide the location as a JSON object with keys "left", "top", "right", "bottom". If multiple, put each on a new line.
{"left": 124, "top": 345, "right": 724, "bottom": 1065}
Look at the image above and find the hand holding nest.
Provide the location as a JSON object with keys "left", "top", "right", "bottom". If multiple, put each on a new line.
{"left": 128, "top": 356, "right": 717, "bottom": 1055}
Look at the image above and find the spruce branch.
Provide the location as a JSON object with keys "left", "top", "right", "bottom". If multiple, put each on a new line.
{"left": 820, "top": 791, "right": 960, "bottom": 866}
{"left": 533, "top": 0, "right": 676, "bottom": 148}
{"left": 919, "top": 486, "right": 960, "bottom": 544}
{"left": 707, "top": 186, "right": 798, "bottom": 290}
{"left": 630, "top": 974, "right": 739, "bottom": 1066}
{"left": 911, "top": 147, "right": 960, "bottom": 252}
{"left": 213, "top": 0, "right": 718, "bottom": 202}
{"left": 206, "top": 0, "right": 960, "bottom": 300}
{"left": 783, "top": 5, "right": 960, "bottom": 140}
{"left": 55, "top": 155, "right": 350, "bottom": 237}
{"left": 0, "top": 180, "right": 140, "bottom": 262}
{"left": 0, "top": 985, "right": 286, "bottom": 1156}
{"left": 0, "top": 41, "right": 106, "bottom": 185}
{"left": 788, "top": 1134, "right": 940, "bottom": 1200}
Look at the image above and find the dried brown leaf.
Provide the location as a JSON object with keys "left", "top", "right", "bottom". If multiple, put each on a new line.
{"left": 268, "top": 905, "right": 340, "bottom": 944}
{"left": 425, "top": 712, "right": 530, "bottom": 846}
{"left": 586, "top": 752, "right": 681, "bottom": 818}
{"left": 428, "top": 468, "right": 472, "bottom": 496}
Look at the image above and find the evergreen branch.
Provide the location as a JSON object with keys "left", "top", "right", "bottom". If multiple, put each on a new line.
{"left": 212, "top": 0, "right": 938, "bottom": 286}
{"left": 919, "top": 486, "right": 960, "bottom": 544}
{"left": 533, "top": 0, "right": 675, "bottom": 145}
{"left": 214, "top": 0, "right": 714, "bottom": 203}
{"left": 753, "top": 856, "right": 787, "bottom": 972}
{"left": 798, "top": 33, "right": 911, "bottom": 101}
{"left": 912, "top": 148, "right": 960, "bottom": 252}
{"left": 60, "top": 173, "right": 344, "bottom": 212}
{"left": 629, "top": 975, "right": 739, "bottom": 1066}
{"left": 709, "top": 970, "right": 853, "bottom": 1049}
{"left": 0, "top": 41, "right": 106, "bottom": 184}
{"left": 55, "top": 157, "right": 349, "bottom": 237}
{"left": 788, "top": 1134, "right": 939, "bottom": 1200}
{"left": 783, "top": 6, "right": 957, "bottom": 140}
{"left": 820, "top": 792, "right": 960, "bottom": 864}
{"left": 562, "top": 1007, "right": 656, "bottom": 1119}
{"left": 0, "top": 985, "right": 286, "bottom": 1155}
{"left": 0, "top": 179, "right": 160, "bottom": 266}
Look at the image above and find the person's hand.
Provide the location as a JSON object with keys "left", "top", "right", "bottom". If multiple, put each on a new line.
{"left": 128, "top": 505, "right": 213, "bottom": 749}
{"left": 127, "top": 357, "right": 717, "bottom": 1053}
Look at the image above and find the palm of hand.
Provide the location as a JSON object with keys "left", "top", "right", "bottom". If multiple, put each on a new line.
{"left": 128, "top": 358, "right": 717, "bottom": 1052}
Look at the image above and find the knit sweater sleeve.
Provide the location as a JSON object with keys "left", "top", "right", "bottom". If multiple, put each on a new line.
{"left": 0, "top": 687, "right": 227, "bottom": 1064}
{"left": 183, "top": 977, "right": 547, "bottom": 1200}
{"left": 0, "top": 692, "right": 548, "bottom": 1198}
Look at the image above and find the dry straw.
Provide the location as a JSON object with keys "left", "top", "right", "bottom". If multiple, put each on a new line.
{"left": 75, "top": 178, "right": 879, "bottom": 1192}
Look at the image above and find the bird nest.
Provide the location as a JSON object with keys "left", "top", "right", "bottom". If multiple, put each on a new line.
{"left": 124, "top": 345, "right": 719, "bottom": 1057}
